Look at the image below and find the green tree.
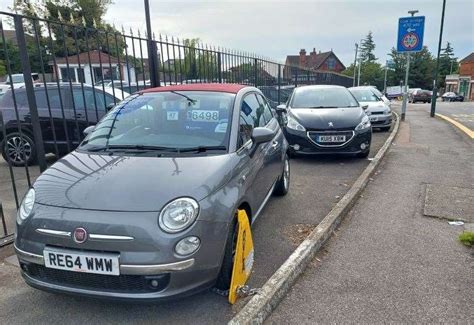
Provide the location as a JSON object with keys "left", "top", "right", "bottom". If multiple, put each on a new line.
{"left": 0, "top": 38, "right": 21, "bottom": 75}
{"left": 437, "top": 42, "right": 458, "bottom": 88}
{"left": 14, "top": 0, "right": 124, "bottom": 58}
{"left": 359, "top": 31, "right": 377, "bottom": 62}
{"left": 387, "top": 46, "right": 435, "bottom": 89}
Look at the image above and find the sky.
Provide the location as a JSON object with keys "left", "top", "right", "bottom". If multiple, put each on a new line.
{"left": 101, "top": 0, "right": 473, "bottom": 66}
{"left": 1, "top": 0, "right": 473, "bottom": 66}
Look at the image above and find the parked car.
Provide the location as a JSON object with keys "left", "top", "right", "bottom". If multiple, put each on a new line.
{"left": 367, "top": 86, "right": 391, "bottom": 108}
{"left": 0, "top": 73, "right": 40, "bottom": 95}
{"left": 278, "top": 85, "right": 372, "bottom": 158}
{"left": 441, "top": 92, "right": 464, "bottom": 102}
{"left": 409, "top": 89, "right": 432, "bottom": 103}
{"left": 349, "top": 86, "right": 392, "bottom": 131}
{"left": 0, "top": 83, "right": 128, "bottom": 166}
{"left": 14, "top": 83, "right": 290, "bottom": 301}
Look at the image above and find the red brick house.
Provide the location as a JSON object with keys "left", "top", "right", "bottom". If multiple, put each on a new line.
{"left": 445, "top": 52, "right": 474, "bottom": 101}
{"left": 284, "top": 48, "right": 346, "bottom": 78}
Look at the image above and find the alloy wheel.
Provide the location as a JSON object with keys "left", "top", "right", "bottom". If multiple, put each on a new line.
{"left": 6, "top": 136, "right": 31, "bottom": 164}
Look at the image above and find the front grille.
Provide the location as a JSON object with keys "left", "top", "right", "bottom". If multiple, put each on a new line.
{"left": 371, "top": 111, "right": 384, "bottom": 115}
{"left": 307, "top": 130, "right": 354, "bottom": 147}
{"left": 24, "top": 264, "right": 170, "bottom": 293}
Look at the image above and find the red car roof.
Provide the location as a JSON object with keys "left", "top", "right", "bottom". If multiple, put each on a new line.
{"left": 140, "top": 83, "right": 248, "bottom": 94}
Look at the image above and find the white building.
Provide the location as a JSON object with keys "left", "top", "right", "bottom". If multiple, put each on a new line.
{"left": 49, "top": 50, "right": 136, "bottom": 85}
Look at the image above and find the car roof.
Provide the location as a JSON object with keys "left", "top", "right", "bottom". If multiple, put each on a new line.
{"left": 140, "top": 83, "right": 248, "bottom": 94}
{"left": 296, "top": 85, "right": 346, "bottom": 90}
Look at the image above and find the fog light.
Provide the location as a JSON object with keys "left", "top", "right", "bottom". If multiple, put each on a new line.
{"left": 293, "top": 144, "right": 301, "bottom": 151}
{"left": 150, "top": 279, "right": 159, "bottom": 288}
{"left": 175, "top": 236, "right": 200, "bottom": 256}
{"left": 360, "top": 143, "right": 367, "bottom": 150}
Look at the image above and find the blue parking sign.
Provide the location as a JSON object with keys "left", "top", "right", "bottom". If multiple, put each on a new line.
{"left": 397, "top": 16, "right": 425, "bottom": 52}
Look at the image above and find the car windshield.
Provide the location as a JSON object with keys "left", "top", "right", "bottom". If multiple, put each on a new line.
{"left": 291, "top": 87, "right": 359, "bottom": 108}
{"left": 350, "top": 89, "right": 380, "bottom": 102}
{"left": 7, "top": 75, "right": 24, "bottom": 84}
{"left": 79, "top": 91, "right": 234, "bottom": 153}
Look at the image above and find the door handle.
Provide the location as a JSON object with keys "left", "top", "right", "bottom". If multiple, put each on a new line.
{"left": 272, "top": 140, "right": 279, "bottom": 148}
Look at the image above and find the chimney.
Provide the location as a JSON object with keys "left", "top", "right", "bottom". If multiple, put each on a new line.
{"left": 309, "top": 48, "right": 317, "bottom": 66}
{"left": 299, "top": 49, "right": 307, "bottom": 67}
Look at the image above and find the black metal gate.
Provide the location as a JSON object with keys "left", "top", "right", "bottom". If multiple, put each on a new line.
{"left": 0, "top": 10, "right": 353, "bottom": 244}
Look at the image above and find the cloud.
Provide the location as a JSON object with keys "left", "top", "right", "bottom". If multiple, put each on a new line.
{"left": 2, "top": 0, "right": 472, "bottom": 64}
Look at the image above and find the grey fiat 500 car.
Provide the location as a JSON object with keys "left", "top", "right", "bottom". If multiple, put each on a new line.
{"left": 15, "top": 83, "right": 290, "bottom": 301}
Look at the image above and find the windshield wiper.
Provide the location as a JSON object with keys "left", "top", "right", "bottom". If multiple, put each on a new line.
{"left": 84, "top": 144, "right": 177, "bottom": 152}
{"left": 177, "top": 145, "right": 227, "bottom": 153}
{"left": 171, "top": 91, "right": 197, "bottom": 104}
{"left": 308, "top": 106, "right": 339, "bottom": 108}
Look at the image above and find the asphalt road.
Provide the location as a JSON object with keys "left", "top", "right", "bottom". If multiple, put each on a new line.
{"left": 267, "top": 103, "right": 473, "bottom": 323}
{"left": 0, "top": 123, "right": 392, "bottom": 324}
{"left": 425, "top": 100, "right": 474, "bottom": 130}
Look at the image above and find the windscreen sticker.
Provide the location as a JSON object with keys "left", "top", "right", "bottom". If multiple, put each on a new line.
{"left": 167, "top": 111, "right": 179, "bottom": 121}
{"left": 242, "top": 101, "right": 252, "bottom": 116}
{"left": 214, "top": 120, "right": 228, "bottom": 133}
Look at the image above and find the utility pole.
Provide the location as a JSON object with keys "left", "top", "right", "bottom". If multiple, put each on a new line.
{"left": 383, "top": 60, "right": 388, "bottom": 94}
{"left": 400, "top": 9, "right": 418, "bottom": 121}
{"left": 352, "top": 43, "right": 358, "bottom": 87}
{"left": 430, "top": 0, "right": 447, "bottom": 117}
{"left": 357, "top": 58, "right": 362, "bottom": 86}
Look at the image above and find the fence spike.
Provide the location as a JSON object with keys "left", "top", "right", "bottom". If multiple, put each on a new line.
{"left": 137, "top": 29, "right": 141, "bottom": 37}
{"left": 130, "top": 27, "right": 134, "bottom": 36}
{"left": 121, "top": 25, "right": 125, "bottom": 34}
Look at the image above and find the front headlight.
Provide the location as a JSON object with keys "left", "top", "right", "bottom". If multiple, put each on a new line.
{"left": 159, "top": 198, "right": 199, "bottom": 233}
{"left": 287, "top": 115, "right": 306, "bottom": 132}
{"left": 355, "top": 115, "right": 371, "bottom": 131}
{"left": 18, "top": 188, "right": 35, "bottom": 224}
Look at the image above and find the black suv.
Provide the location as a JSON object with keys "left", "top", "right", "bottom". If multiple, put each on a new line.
{"left": 0, "top": 83, "right": 124, "bottom": 166}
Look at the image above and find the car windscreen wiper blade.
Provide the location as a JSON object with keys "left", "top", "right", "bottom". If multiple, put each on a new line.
{"left": 308, "top": 106, "right": 339, "bottom": 108}
{"left": 84, "top": 145, "right": 177, "bottom": 152}
{"left": 177, "top": 145, "right": 227, "bottom": 153}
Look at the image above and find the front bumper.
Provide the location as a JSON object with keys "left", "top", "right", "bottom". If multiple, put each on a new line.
{"left": 15, "top": 204, "right": 229, "bottom": 301}
{"left": 369, "top": 113, "right": 392, "bottom": 127}
{"left": 284, "top": 127, "right": 372, "bottom": 155}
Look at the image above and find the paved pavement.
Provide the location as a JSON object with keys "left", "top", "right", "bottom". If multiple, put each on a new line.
{"left": 0, "top": 125, "right": 392, "bottom": 323}
{"left": 267, "top": 103, "right": 473, "bottom": 323}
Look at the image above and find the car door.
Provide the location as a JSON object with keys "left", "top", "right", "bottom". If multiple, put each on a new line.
{"left": 33, "top": 87, "right": 69, "bottom": 150}
{"left": 239, "top": 93, "right": 275, "bottom": 210}
{"left": 256, "top": 93, "right": 284, "bottom": 183}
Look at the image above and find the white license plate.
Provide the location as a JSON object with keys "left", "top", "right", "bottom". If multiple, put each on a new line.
{"left": 190, "top": 110, "right": 219, "bottom": 122}
{"left": 370, "top": 116, "right": 378, "bottom": 122}
{"left": 43, "top": 248, "right": 120, "bottom": 276}
{"left": 318, "top": 135, "right": 346, "bottom": 142}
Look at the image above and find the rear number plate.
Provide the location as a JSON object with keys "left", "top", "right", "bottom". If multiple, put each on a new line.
{"left": 43, "top": 248, "right": 120, "bottom": 276}
{"left": 318, "top": 135, "right": 346, "bottom": 142}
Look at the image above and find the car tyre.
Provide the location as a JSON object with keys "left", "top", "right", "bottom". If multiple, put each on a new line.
{"left": 273, "top": 154, "right": 290, "bottom": 196}
{"left": 2, "top": 132, "right": 36, "bottom": 166}
{"left": 214, "top": 216, "right": 238, "bottom": 291}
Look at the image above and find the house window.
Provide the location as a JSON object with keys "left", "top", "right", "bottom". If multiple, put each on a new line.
{"left": 77, "top": 68, "right": 85, "bottom": 83}
{"left": 327, "top": 58, "right": 336, "bottom": 70}
{"left": 60, "top": 67, "right": 76, "bottom": 82}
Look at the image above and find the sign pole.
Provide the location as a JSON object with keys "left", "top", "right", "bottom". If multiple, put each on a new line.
{"left": 383, "top": 60, "right": 388, "bottom": 94}
{"left": 401, "top": 53, "right": 410, "bottom": 121}
{"left": 357, "top": 58, "right": 361, "bottom": 86}
{"left": 430, "top": 0, "right": 447, "bottom": 117}
{"left": 352, "top": 43, "right": 358, "bottom": 87}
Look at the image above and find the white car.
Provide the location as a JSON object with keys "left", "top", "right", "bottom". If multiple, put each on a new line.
{"left": 0, "top": 73, "right": 40, "bottom": 95}
{"left": 349, "top": 86, "right": 392, "bottom": 131}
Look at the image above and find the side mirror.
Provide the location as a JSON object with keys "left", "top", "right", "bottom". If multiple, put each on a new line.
{"left": 106, "top": 103, "right": 115, "bottom": 111}
{"left": 251, "top": 127, "right": 275, "bottom": 145}
{"left": 361, "top": 105, "right": 369, "bottom": 110}
{"left": 83, "top": 125, "right": 95, "bottom": 137}
{"left": 276, "top": 104, "right": 287, "bottom": 113}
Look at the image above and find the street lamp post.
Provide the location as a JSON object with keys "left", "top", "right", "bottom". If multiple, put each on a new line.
{"left": 352, "top": 43, "right": 358, "bottom": 87}
{"left": 400, "top": 9, "right": 419, "bottom": 121}
{"left": 383, "top": 60, "right": 388, "bottom": 94}
{"left": 357, "top": 58, "right": 362, "bottom": 86}
{"left": 430, "top": 0, "right": 447, "bottom": 117}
